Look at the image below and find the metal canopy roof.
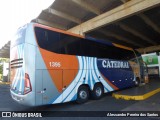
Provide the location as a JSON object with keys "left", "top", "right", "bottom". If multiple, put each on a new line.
{"left": 0, "top": 0, "right": 160, "bottom": 58}
{"left": 33, "top": 0, "right": 125, "bottom": 29}
{"left": 86, "top": 6, "right": 160, "bottom": 49}
{"left": 33, "top": 0, "right": 160, "bottom": 49}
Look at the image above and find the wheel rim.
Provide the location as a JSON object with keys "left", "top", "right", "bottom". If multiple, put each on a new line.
{"left": 79, "top": 90, "right": 87, "bottom": 99}
{"left": 135, "top": 80, "right": 139, "bottom": 85}
{"left": 95, "top": 87, "right": 102, "bottom": 97}
{"left": 135, "top": 81, "right": 138, "bottom": 85}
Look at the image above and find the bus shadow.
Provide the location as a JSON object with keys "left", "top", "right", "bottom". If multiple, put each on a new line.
{"left": 23, "top": 101, "right": 79, "bottom": 111}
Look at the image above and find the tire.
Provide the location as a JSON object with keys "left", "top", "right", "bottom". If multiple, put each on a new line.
{"left": 76, "top": 86, "right": 89, "bottom": 104}
{"left": 135, "top": 77, "right": 140, "bottom": 86}
{"left": 91, "top": 84, "right": 104, "bottom": 100}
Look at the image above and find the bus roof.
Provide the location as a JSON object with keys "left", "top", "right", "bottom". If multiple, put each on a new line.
{"left": 33, "top": 23, "right": 133, "bottom": 51}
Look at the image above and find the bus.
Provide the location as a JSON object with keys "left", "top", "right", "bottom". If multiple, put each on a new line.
{"left": 10, "top": 23, "right": 147, "bottom": 106}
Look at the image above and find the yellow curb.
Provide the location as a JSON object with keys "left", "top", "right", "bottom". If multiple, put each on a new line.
{"left": 112, "top": 88, "right": 160, "bottom": 100}
{"left": 0, "top": 82, "right": 10, "bottom": 85}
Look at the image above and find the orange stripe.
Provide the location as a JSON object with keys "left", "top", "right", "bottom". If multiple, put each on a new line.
{"left": 101, "top": 74, "right": 119, "bottom": 90}
{"left": 113, "top": 43, "right": 133, "bottom": 51}
{"left": 39, "top": 48, "right": 79, "bottom": 92}
{"left": 33, "top": 23, "right": 84, "bottom": 39}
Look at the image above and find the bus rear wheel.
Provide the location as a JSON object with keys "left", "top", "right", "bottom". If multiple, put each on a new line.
{"left": 91, "top": 84, "right": 104, "bottom": 100}
{"left": 76, "top": 86, "right": 89, "bottom": 104}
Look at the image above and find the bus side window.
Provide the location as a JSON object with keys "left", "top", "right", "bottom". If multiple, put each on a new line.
{"left": 44, "top": 31, "right": 48, "bottom": 41}
{"left": 46, "top": 29, "right": 61, "bottom": 53}
{"left": 35, "top": 27, "right": 136, "bottom": 61}
{"left": 36, "top": 27, "right": 63, "bottom": 53}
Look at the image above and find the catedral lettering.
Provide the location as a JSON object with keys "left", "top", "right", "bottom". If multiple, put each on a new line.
{"left": 102, "top": 60, "right": 129, "bottom": 68}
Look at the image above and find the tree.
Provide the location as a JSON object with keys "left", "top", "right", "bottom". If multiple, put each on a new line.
{"left": 0, "top": 64, "right": 2, "bottom": 75}
{"left": 0, "top": 58, "right": 9, "bottom": 80}
{"left": 0, "top": 58, "right": 9, "bottom": 63}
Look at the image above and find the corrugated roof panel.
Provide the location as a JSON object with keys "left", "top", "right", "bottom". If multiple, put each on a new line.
{"left": 39, "top": 11, "right": 71, "bottom": 28}
{"left": 51, "top": 0, "right": 91, "bottom": 20}
{"left": 121, "top": 15, "right": 160, "bottom": 44}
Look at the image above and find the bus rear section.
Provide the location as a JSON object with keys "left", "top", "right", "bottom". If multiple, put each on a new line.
{"left": 10, "top": 24, "right": 36, "bottom": 106}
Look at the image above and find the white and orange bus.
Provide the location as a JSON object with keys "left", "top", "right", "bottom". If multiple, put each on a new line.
{"left": 10, "top": 23, "right": 147, "bottom": 106}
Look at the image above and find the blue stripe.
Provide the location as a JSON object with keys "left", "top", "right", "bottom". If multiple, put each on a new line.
{"left": 87, "top": 57, "right": 91, "bottom": 86}
{"left": 93, "top": 58, "right": 109, "bottom": 92}
{"left": 50, "top": 94, "right": 62, "bottom": 104}
{"left": 85, "top": 57, "right": 89, "bottom": 84}
{"left": 85, "top": 36, "right": 113, "bottom": 46}
{"left": 16, "top": 70, "right": 22, "bottom": 93}
{"left": 71, "top": 94, "right": 77, "bottom": 101}
{"left": 83, "top": 56, "right": 87, "bottom": 84}
{"left": 90, "top": 57, "right": 96, "bottom": 89}
{"left": 13, "top": 68, "right": 20, "bottom": 88}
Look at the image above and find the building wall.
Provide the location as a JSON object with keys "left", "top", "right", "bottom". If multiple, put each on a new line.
{"left": 2, "top": 62, "right": 9, "bottom": 82}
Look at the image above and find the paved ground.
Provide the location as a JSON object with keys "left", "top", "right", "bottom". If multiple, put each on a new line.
{"left": 0, "top": 80, "right": 160, "bottom": 120}
{"left": 0, "top": 84, "right": 137, "bottom": 112}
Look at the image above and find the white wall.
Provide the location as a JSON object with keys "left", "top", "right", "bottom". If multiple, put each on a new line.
{"left": 3, "top": 62, "right": 9, "bottom": 76}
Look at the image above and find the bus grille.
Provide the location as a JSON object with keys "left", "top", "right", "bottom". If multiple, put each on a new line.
{"left": 10, "top": 58, "right": 23, "bottom": 69}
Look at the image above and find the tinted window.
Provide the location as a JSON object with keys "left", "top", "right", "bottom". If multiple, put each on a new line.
{"left": 35, "top": 27, "right": 61, "bottom": 53}
{"left": 35, "top": 27, "right": 135, "bottom": 60}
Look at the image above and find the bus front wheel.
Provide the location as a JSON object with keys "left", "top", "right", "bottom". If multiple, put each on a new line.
{"left": 76, "top": 86, "right": 89, "bottom": 104}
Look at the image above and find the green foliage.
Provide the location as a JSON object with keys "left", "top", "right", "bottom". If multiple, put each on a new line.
{"left": 0, "top": 64, "right": 2, "bottom": 80}
{"left": 0, "top": 58, "right": 9, "bottom": 63}
{"left": 0, "top": 74, "right": 2, "bottom": 80}
{"left": 0, "top": 64, "right": 2, "bottom": 75}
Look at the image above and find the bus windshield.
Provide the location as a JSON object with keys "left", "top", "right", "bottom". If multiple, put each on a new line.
{"left": 11, "top": 25, "right": 26, "bottom": 48}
